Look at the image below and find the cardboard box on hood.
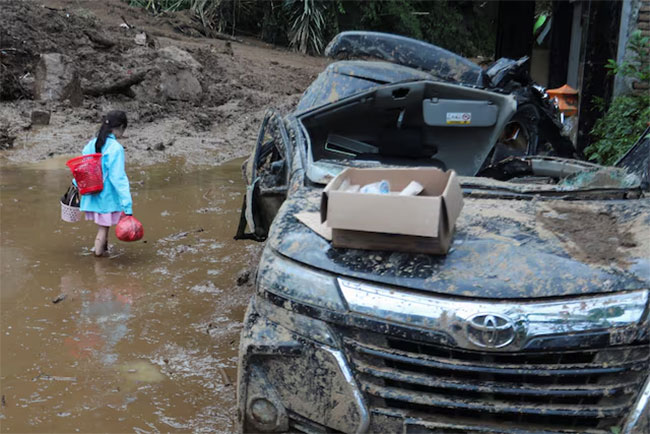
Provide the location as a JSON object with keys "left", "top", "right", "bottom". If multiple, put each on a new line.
{"left": 319, "top": 167, "right": 464, "bottom": 254}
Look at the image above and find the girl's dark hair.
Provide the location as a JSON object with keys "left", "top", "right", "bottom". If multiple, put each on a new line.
{"left": 95, "top": 110, "right": 128, "bottom": 153}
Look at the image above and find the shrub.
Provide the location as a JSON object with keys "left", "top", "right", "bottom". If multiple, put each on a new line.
{"left": 585, "top": 30, "right": 650, "bottom": 165}
{"left": 585, "top": 94, "right": 650, "bottom": 165}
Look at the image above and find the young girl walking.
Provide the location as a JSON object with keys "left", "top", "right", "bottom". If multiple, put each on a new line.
{"left": 80, "top": 110, "right": 132, "bottom": 256}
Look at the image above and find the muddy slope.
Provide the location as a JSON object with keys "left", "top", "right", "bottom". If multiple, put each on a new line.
{"left": 0, "top": 0, "right": 328, "bottom": 166}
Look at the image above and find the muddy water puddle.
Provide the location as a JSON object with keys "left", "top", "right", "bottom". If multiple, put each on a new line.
{"left": 1, "top": 158, "right": 259, "bottom": 433}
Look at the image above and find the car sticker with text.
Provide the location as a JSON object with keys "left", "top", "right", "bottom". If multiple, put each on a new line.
{"left": 446, "top": 112, "right": 472, "bottom": 125}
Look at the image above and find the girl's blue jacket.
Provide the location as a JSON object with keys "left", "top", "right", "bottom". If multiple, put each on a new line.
{"left": 78, "top": 134, "right": 133, "bottom": 215}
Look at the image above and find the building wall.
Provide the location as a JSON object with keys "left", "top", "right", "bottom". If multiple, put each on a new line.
{"left": 614, "top": 0, "right": 649, "bottom": 95}
{"left": 634, "top": 1, "right": 650, "bottom": 93}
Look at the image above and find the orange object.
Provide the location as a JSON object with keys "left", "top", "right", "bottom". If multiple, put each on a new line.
{"left": 547, "top": 84, "right": 579, "bottom": 117}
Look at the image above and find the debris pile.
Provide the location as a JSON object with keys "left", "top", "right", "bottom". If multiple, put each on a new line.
{"left": 0, "top": 0, "right": 325, "bottom": 165}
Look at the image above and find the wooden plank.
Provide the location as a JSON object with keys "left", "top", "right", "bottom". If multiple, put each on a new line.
{"left": 638, "top": 12, "right": 650, "bottom": 22}
{"left": 638, "top": 21, "right": 650, "bottom": 30}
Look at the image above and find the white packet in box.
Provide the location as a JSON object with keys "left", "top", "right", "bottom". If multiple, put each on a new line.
{"left": 338, "top": 178, "right": 360, "bottom": 192}
{"left": 399, "top": 181, "right": 424, "bottom": 196}
{"left": 360, "top": 180, "right": 390, "bottom": 194}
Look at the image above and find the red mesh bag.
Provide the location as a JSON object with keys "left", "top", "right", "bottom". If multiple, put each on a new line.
{"left": 115, "top": 214, "right": 144, "bottom": 242}
{"left": 66, "top": 154, "right": 103, "bottom": 195}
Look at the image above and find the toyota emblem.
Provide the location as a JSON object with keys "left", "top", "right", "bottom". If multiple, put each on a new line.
{"left": 466, "top": 313, "right": 516, "bottom": 349}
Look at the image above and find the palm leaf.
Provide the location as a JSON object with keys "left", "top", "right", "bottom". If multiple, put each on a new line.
{"left": 284, "top": 0, "right": 325, "bottom": 54}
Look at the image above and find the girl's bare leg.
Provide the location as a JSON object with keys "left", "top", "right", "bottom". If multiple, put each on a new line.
{"left": 94, "top": 226, "right": 110, "bottom": 256}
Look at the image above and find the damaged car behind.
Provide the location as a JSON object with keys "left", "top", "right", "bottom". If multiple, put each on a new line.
{"left": 234, "top": 32, "right": 649, "bottom": 434}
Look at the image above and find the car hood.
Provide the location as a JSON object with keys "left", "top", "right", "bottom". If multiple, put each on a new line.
{"left": 269, "top": 187, "right": 650, "bottom": 299}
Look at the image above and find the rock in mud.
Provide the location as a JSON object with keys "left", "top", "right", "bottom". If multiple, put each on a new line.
{"left": 134, "top": 32, "right": 147, "bottom": 46}
{"left": 33, "top": 53, "right": 82, "bottom": 106}
{"left": 52, "top": 294, "right": 66, "bottom": 304}
{"left": 84, "top": 29, "right": 116, "bottom": 49}
{"left": 31, "top": 110, "right": 51, "bottom": 126}
{"left": 160, "top": 69, "right": 202, "bottom": 102}
{"left": 0, "top": 126, "right": 16, "bottom": 150}
{"left": 222, "top": 41, "right": 234, "bottom": 57}
{"left": 236, "top": 269, "right": 251, "bottom": 286}
{"left": 19, "top": 73, "right": 35, "bottom": 96}
{"left": 158, "top": 46, "right": 202, "bottom": 70}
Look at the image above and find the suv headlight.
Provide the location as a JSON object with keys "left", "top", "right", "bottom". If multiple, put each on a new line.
{"left": 257, "top": 247, "right": 347, "bottom": 312}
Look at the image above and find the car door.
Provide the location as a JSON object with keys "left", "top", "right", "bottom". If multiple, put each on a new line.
{"left": 235, "top": 109, "right": 292, "bottom": 241}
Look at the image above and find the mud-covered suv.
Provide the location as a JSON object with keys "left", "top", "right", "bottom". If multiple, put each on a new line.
{"left": 234, "top": 32, "right": 649, "bottom": 434}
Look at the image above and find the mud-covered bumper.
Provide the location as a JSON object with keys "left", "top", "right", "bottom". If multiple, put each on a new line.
{"left": 237, "top": 295, "right": 369, "bottom": 433}
{"left": 238, "top": 292, "right": 650, "bottom": 434}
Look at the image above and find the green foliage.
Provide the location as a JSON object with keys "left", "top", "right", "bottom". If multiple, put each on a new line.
{"left": 605, "top": 30, "right": 650, "bottom": 82}
{"left": 126, "top": 0, "right": 496, "bottom": 57}
{"left": 190, "top": 0, "right": 229, "bottom": 33}
{"left": 257, "top": 2, "right": 290, "bottom": 45}
{"left": 422, "top": 2, "right": 464, "bottom": 51}
{"left": 338, "top": 1, "right": 495, "bottom": 57}
{"left": 284, "top": 0, "right": 326, "bottom": 54}
{"left": 585, "top": 30, "right": 650, "bottom": 166}
{"left": 357, "top": 1, "right": 422, "bottom": 41}
{"left": 128, "top": 0, "right": 227, "bottom": 33}
{"left": 585, "top": 94, "right": 650, "bottom": 165}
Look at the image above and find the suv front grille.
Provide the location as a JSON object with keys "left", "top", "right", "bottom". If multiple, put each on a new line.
{"left": 288, "top": 411, "right": 344, "bottom": 434}
{"left": 341, "top": 330, "right": 649, "bottom": 432}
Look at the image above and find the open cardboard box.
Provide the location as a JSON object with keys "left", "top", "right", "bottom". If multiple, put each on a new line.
{"left": 313, "top": 167, "right": 464, "bottom": 254}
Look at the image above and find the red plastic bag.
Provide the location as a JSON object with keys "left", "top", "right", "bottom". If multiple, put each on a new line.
{"left": 66, "top": 154, "right": 103, "bottom": 195}
{"left": 115, "top": 214, "right": 144, "bottom": 242}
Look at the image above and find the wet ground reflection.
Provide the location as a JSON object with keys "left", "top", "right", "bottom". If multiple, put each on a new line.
{"left": 1, "top": 157, "right": 258, "bottom": 432}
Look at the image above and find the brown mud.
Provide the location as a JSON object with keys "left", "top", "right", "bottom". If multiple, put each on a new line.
{"left": 0, "top": 0, "right": 328, "bottom": 167}
{"left": 537, "top": 202, "right": 638, "bottom": 267}
{"left": 0, "top": 157, "right": 261, "bottom": 432}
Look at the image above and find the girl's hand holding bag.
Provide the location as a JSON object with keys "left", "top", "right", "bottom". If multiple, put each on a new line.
{"left": 115, "top": 213, "right": 144, "bottom": 242}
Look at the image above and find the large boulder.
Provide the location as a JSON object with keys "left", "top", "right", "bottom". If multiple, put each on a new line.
{"left": 159, "top": 69, "right": 202, "bottom": 102}
{"left": 33, "top": 53, "right": 82, "bottom": 106}
{"left": 31, "top": 109, "right": 51, "bottom": 126}
{"left": 158, "top": 46, "right": 202, "bottom": 70}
